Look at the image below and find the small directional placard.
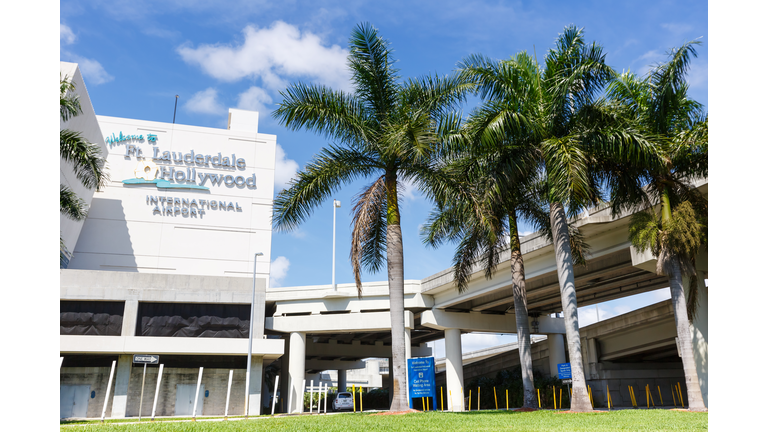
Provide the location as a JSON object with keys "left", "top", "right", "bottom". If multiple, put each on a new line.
{"left": 557, "top": 363, "right": 572, "bottom": 380}
{"left": 133, "top": 354, "right": 159, "bottom": 364}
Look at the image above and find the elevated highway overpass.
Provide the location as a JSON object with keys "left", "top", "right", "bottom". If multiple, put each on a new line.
{"left": 265, "top": 178, "right": 708, "bottom": 412}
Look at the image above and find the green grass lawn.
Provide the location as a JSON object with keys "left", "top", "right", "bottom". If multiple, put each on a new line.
{"left": 61, "top": 409, "right": 707, "bottom": 431}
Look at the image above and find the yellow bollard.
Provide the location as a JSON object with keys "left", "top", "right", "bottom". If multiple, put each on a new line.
{"left": 353, "top": 384, "right": 356, "bottom": 412}
{"left": 628, "top": 386, "right": 633, "bottom": 407}
{"left": 478, "top": 387, "right": 480, "bottom": 411}
{"left": 537, "top": 389, "right": 541, "bottom": 409}
{"left": 469, "top": 390, "right": 472, "bottom": 411}
{"left": 649, "top": 386, "right": 655, "bottom": 408}
{"left": 657, "top": 386, "right": 663, "bottom": 406}
{"left": 646, "top": 385, "right": 649, "bottom": 409}
{"left": 360, "top": 386, "right": 363, "bottom": 412}
{"left": 607, "top": 386, "right": 611, "bottom": 411}
{"left": 671, "top": 385, "right": 677, "bottom": 407}
{"left": 422, "top": 397, "right": 425, "bottom": 411}
{"left": 506, "top": 389, "right": 509, "bottom": 410}
{"left": 441, "top": 387, "right": 444, "bottom": 411}
{"left": 494, "top": 387, "right": 498, "bottom": 410}
{"left": 677, "top": 383, "right": 684, "bottom": 408}
{"left": 553, "top": 385, "right": 556, "bottom": 410}
{"left": 559, "top": 388, "right": 562, "bottom": 410}
{"left": 588, "top": 386, "right": 593, "bottom": 408}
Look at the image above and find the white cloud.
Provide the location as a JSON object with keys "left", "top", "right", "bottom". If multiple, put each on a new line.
{"left": 184, "top": 88, "right": 224, "bottom": 115}
{"left": 60, "top": 24, "right": 76, "bottom": 45}
{"left": 63, "top": 53, "right": 114, "bottom": 85}
{"left": 177, "top": 21, "right": 350, "bottom": 91}
{"left": 270, "top": 256, "right": 290, "bottom": 288}
{"left": 274, "top": 144, "right": 299, "bottom": 190}
{"left": 237, "top": 86, "right": 274, "bottom": 115}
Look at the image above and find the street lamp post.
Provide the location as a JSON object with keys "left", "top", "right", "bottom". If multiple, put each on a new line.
{"left": 332, "top": 199, "right": 341, "bottom": 292}
{"left": 245, "top": 252, "right": 264, "bottom": 417}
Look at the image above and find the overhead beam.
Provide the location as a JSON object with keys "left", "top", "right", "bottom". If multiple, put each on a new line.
{"left": 267, "top": 311, "right": 414, "bottom": 333}
{"left": 306, "top": 339, "right": 431, "bottom": 359}
{"left": 421, "top": 309, "right": 565, "bottom": 334}
{"left": 305, "top": 359, "right": 366, "bottom": 371}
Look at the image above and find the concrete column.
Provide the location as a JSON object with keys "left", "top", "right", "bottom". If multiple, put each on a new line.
{"left": 279, "top": 340, "right": 290, "bottom": 413}
{"left": 405, "top": 329, "right": 412, "bottom": 360}
{"left": 121, "top": 300, "right": 139, "bottom": 337}
{"left": 288, "top": 332, "right": 306, "bottom": 414}
{"left": 110, "top": 354, "right": 132, "bottom": 417}
{"left": 548, "top": 333, "right": 566, "bottom": 377}
{"left": 444, "top": 328, "right": 464, "bottom": 411}
{"left": 337, "top": 369, "right": 347, "bottom": 392}
{"left": 247, "top": 355, "right": 263, "bottom": 415}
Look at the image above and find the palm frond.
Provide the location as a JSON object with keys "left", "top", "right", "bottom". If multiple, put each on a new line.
{"left": 273, "top": 82, "right": 371, "bottom": 148}
{"left": 60, "top": 184, "right": 88, "bottom": 220}
{"left": 273, "top": 146, "right": 381, "bottom": 232}
{"left": 348, "top": 22, "right": 400, "bottom": 121}
{"left": 350, "top": 176, "right": 388, "bottom": 296}
{"left": 60, "top": 76, "right": 81, "bottom": 122}
{"left": 60, "top": 129, "right": 109, "bottom": 190}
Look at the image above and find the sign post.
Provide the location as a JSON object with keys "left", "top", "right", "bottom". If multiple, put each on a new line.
{"left": 133, "top": 355, "right": 160, "bottom": 422}
{"left": 407, "top": 358, "right": 436, "bottom": 410}
{"left": 557, "top": 363, "right": 572, "bottom": 404}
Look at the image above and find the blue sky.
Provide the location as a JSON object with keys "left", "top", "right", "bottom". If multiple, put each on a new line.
{"left": 58, "top": 1, "right": 708, "bottom": 354}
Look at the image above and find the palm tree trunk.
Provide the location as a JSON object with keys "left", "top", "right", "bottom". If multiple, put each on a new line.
{"left": 549, "top": 202, "right": 593, "bottom": 412}
{"left": 668, "top": 260, "right": 706, "bottom": 411}
{"left": 508, "top": 213, "right": 536, "bottom": 408}
{"left": 386, "top": 172, "right": 409, "bottom": 411}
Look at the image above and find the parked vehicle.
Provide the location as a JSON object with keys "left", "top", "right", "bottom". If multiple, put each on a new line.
{"left": 333, "top": 392, "right": 354, "bottom": 411}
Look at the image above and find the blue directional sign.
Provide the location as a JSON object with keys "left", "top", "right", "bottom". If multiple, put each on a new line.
{"left": 407, "top": 357, "right": 436, "bottom": 409}
{"left": 557, "top": 363, "right": 572, "bottom": 380}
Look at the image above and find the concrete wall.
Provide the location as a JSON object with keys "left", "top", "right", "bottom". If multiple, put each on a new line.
{"left": 60, "top": 366, "right": 259, "bottom": 418}
{"left": 585, "top": 362, "right": 685, "bottom": 408}
{"left": 435, "top": 338, "right": 553, "bottom": 391}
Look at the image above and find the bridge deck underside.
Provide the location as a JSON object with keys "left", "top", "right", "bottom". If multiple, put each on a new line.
{"left": 447, "top": 248, "right": 668, "bottom": 316}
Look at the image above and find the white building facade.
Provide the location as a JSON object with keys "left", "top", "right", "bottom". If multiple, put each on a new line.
{"left": 60, "top": 62, "right": 283, "bottom": 419}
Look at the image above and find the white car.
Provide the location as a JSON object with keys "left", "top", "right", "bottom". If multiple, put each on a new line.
{"left": 332, "top": 392, "right": 354, "bottom": 411}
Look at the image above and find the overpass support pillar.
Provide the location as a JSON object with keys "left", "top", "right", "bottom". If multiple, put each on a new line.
{"left": 288, "top": 332, "right": 306, "bottom": 414}
{"left": 547, "top": 334, "right": 566, "bottom": 377}
{"left": 280, "top": 341, "right": 290, "bottom": 413}
{"left": 445, "top": 328, "right": 465, "bottom": 411}
{"left": 338, "top": 369, "right": 347, "bottom": 391}
{"left": 110, "top": 354, "right": 132, "bottom": 418}
{"left": 405, "top": 329, "right": 412, "bottom": 360}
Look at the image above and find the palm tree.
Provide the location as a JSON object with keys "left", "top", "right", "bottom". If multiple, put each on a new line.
{"left": 60, "top": 76, "right": 109, "bottom": 264}
{"left": 425, "top": 50, "right": 590, "bottom": 410}
{"left": 457, "top": 26, "right": 652, "bottom": 412}
{"left": 605, "top": 41, "right": 707, "bottom": 411}
{"left": 272, "top": 23, "right": 471, "bottom": 411}
{"left": 422, "top": 148, "right": 551, "bottom": 410}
